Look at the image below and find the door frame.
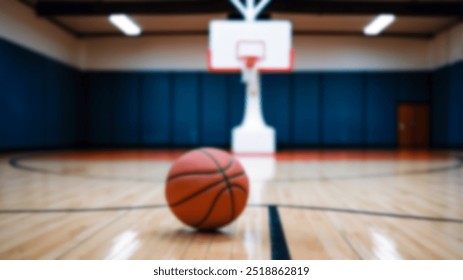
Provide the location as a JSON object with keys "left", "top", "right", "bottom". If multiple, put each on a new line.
{"left": 396, "top": 102, "right": 431, "bottom": 149}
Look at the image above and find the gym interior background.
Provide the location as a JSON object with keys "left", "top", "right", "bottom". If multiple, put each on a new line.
{"left": 1, "top": 0, "right": 462, "bottom": 151}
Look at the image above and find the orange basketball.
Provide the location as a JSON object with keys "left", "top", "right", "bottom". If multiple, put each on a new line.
{"left": 165, "top": 148, "right": 249, "bottom": 230}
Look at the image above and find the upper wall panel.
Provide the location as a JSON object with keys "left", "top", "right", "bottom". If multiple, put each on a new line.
{"left": 82, "top": 35, "right": 431, "bottom": 71}
{"left": 430, "top": 23, "right": 463, "bottom": 68}
{"left": 0, "top": 1, "right": 80, "bottom": 67}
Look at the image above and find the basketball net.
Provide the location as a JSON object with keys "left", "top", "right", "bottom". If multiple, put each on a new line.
{"left": 237, "top": 54, "right": 267, "bottom": 130}
{"left": 240, "top": 56, "right": 260, "bottom": 95}
{"left": 244, "top": 56, "right": 259, "bottom": 69}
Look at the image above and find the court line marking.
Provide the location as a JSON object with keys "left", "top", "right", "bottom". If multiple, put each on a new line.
{"left": 339, "top": 230, "right": 363, "bottom": 260}
{"left": 8, "top": 152, "right": 463, "bottom": 183}
{"left": 5, "top": 152, "right": 461, "bottom": 260}
{"left": 256, "top": 204, "right": 463, "bottom": 224}
{"left": 56, "top": 210, "right": 130, "bottom": 260}
{"left": 268, "top": 206, "right": 291, "bottom": 260}
{"left": 1, "top": 204, "right": 462, "bottom": 224}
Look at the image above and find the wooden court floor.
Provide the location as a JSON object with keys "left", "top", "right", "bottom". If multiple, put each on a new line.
{"left": 0, "top": 150, "right": 462, "bottom": 260}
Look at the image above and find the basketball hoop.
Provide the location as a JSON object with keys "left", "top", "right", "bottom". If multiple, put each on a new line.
{"left": 239, "top": 55, "right": 260, "bottom": 84}
{"left": 244, "top": 56, "right": 259, "bottom": 69}
{"left": 207, "top": 0, "right": 286, "bottom": 154}
{"left": 242, "top": 56, "right": 260, "bottom": 69}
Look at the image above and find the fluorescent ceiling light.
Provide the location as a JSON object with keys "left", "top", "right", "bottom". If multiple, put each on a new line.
{"left": 109, "top": 14, "right": 141, "bottom": 36}
{"left": 364, "top": 14, "right": 396, "bottom": 36}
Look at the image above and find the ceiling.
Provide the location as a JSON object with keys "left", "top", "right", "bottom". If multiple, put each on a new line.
{"left": 20, "top": 0, "right": 463, "bottom": 38}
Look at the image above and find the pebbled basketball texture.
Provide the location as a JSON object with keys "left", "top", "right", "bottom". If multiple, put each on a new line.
{"left": 165, "top": 148, "right": 249, "bottom": 230}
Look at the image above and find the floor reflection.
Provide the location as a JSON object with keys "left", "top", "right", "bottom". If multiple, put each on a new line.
{"left": 236, "top": 156, "right": 276, "bottom": 204}
{"left": 106, "top": 230, "right": 141, "bottom": 259}
{"left": 371, "top": 229, "right": 403, "bottom": 260}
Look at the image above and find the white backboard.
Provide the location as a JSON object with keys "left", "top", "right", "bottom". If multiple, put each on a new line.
{"left": 208, "top": 20, "right": 294, "bottom": 72}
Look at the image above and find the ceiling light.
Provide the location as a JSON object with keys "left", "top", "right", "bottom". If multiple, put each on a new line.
{"left": 364, "top": 14, "right": 396, "bottom": 36}
{"left": 109, "top": 14, "right": 141, "bottom": 36}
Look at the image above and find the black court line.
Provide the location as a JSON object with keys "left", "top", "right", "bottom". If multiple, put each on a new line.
{"left": 254, "top": 204, "right": 463, "bottom": 224}
{"left": 8, "top": 152, "right": 463, "bottom": 183}
{"left": 1, "top": 203, "right": 462, "bottom": 224}
{"left": 8, "top": 152, "right": 169, "bottom": 183}
{"left": 1, "top": 203, "right": 462, "bottom": 260}
{"left": 5, "top": 151, "right": 462, "bottom": 260}
{"left": 277, "top": 155, "right": 463, "bottom": 182}
{"left": 268, "top": 206, "right": 291, "bottom": 260}
{"left": 0, "top": 205, "right": 166, "bottom": 214}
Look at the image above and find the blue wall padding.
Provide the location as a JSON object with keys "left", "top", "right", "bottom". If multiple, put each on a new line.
{"left": 44, "top": 60, "right": 79, "bottom": 147}
{"left": 172, "top": 73, "right": 200, "bottom": 146}
{"left": 431, "top": 62, "right": 463, "bottom": 148}
{"left": 200, "top": 74, "right": 228, "bottom": 146}
{"left": 262, "top": 74, "right": 292, "bottom": 145}
{"left": 227, "top": 74, "right": 245, "bottom": 132}
{"left": 1, "top": 38, "right": 462, "bottom": 149}
{"left": 292, "top": 73, "right": 321, "bottom": 146}
{"left": 112, "top": 73, "right": 139, "bottom": 146}
{"left": 140, "top": 73, "right": 171, "bottom": 146}
{"left": 0, "top": 39, "right": 78, "bottom": 149}
{"left": 322, "top": 73, "right": 364, "bottom": 146}
{"left": 397, "top": 72, "right": 430, "bottom": 102}
{"left": 365, "top": 73, "right": 397, "bottom": 147}
{"left": 86, "top": 73, "right": 114, "bottom": 146}
{"left": 431, "top": 67, "right": 451, "bottom": 147}
{"left": 447, "top": 62, "right": 463, "bottom": 146}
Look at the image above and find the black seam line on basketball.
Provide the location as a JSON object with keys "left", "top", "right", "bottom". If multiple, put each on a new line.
{"left": 250, "top": 204, "right": 463, "bottom": 224}
{"left": 198, "top": 149, "right": 232, "bottom": 178}
{"left": 229, "top": 188, "right": 235, "bottom": 221}
{"left": 268, "top": 206, "right": 291, "bottom": 260}
{"left": 167, "top": 157, "right": 235, "bottom": 182}
{"left": 228, "top": 185, "right": 248, "bottom": 219}
{"left": 168, "top": 172, "right": 245, "bottom": 207}
{"left": 8, "top": 153, "right": 463, "bottom": 183}
{"left": 199, "top": 149, "right": 236, "bottom": 222}
{"left": 229, "top": 179, "right": 236, "bottom": 221}
{"left": 194, "top": 187, "right": 230, "bottom": 228}
{"left": 229, "top": 184, "right": 248, "bottom": 195}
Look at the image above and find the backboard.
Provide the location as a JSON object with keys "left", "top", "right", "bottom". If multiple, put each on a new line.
{"left": 208, "top": 20, "right": 294, "bottom": 72}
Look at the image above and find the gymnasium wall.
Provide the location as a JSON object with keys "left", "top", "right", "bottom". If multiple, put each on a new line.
{"left": 77, "top": 23, "right": 461, "bottom": 148}
{"left": 78, "top": 70, "right": 432, "bottom": 148}
{"left": 429, "top": 22, "right": 463, "bottom": 68}
{"left": 430, "top": 23, "right": 463, "bottom": 148}
{"left": 1, "top": 36, "right": 462, "bottom": 149}
{"left": 0, "top": 38, "right": 80, "bottom": 150}
{"left": 431, "top": 61, "right": 463, "bottom": 148}
{"left": 0, "top": 2, "right": 462, "bottom": 150}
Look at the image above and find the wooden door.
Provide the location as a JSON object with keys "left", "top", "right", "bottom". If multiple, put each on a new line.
{"left": 398, "top": 104, "right": 429, "bottom": 148}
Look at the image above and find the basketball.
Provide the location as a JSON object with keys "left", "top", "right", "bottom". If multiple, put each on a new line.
{"left": 165, "top": 148, "right": 249, "bottom": 230}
